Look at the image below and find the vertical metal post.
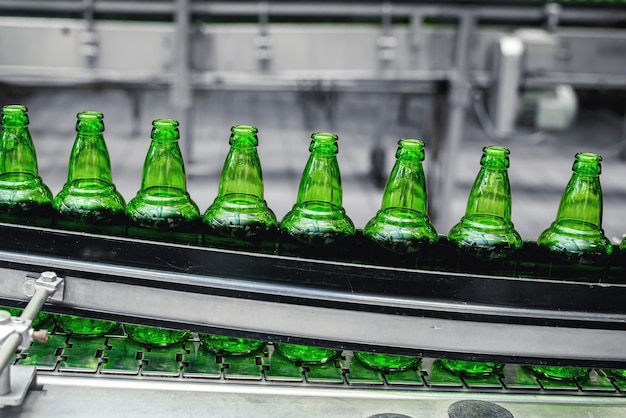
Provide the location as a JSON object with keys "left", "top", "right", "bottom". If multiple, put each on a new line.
{"left": 171, "top": 0, "right": 193, "bottom": 162}
{"left": 435, "top": 12, "right": 475, "bottom": 226}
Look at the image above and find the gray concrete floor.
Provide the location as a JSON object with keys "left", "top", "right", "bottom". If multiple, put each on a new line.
{"left": 8, "top": 87, "right": 626, "bottom": 244}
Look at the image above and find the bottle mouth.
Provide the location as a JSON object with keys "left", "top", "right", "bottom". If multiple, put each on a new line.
{"left": 397, "top": 139, "right": 425, "bottom": 160}
{"left": 231, "top": 125, "right": 258, "bottom": 136}
{"left": 76, "top": 111, "right": 105, "bottom": 133}
{"left": 2, "top": 104, "right": 29, "bottom": 126}
{"left": 151, "top": 119, "right": 180, "bottom": 142}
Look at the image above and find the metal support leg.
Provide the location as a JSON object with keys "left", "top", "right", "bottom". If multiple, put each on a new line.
{"left": 0, "top": 272, "right": 63, "bottom": 406}
{"left": 434, "top": 12, "right": 475, "bottom": 226}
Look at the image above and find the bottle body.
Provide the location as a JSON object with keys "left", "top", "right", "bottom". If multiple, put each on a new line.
{"left": 363, "top": 139, "right": 437, "bottom": 268}
{"left": 279, "top": 132, "right": 355, "bottom": 260}
{"left": 447, "top": 146, "right": 521, "bottom": 278}
{"left": 126, "top": 119, "right": 200, "bottom": 244}
{"left": 0, "top": 105, "right": 53, "bottom": 225}
{"left": 203, "top": 125, "right": 277, "bottom": 253}
{"left": 53, "top": 111, "right": 126, "bottom": 236}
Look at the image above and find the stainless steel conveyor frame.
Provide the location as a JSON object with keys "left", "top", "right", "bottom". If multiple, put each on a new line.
{"left": 0, "top": 223, "right": 625, "bottom": 370}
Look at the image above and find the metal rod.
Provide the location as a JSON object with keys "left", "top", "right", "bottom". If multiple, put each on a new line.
{"left": 19, "top": 287, "right": 51, "bottom": 324}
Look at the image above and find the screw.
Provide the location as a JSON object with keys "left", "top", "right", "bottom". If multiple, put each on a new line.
{"left": 22, "top": 281, "right": 36, "bottom": 297}
{"left": 40, "top": 271, "right": 57, "bottom": 282}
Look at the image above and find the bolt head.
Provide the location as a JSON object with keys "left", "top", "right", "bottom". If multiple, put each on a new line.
{"left": 40, "top": 271, "right": 57, "bottom": 282}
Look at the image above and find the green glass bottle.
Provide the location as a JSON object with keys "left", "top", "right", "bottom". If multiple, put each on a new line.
{"left": 53, "top": 111, "right": 126, "bottom": 235}
{"left": 273, "top": 343, "right": 341, "bottom": 365}
{"left": 203, "top": 125, "right": 277, "bottom": 253}
{"left": 54, "top": 314, "right": 118, "bottom": 337}
{"left": 535, "top": 152, "right": 613, "bottom": 275}
{"left": 124, "top": 323, "right": 190, "bottom": 347}
{"left": 437, "top": 359, "right": 503, "bottom": 377}
{"left": 0, "top": 104, "right": 53, "bottom": 225}
{"left": 199, "top": 333, "right": 266, "bottom": 356}
{"left": 528, "top": 365, "right": 591, "bottom": 381}
{"left": 125, "top": 119, "right": 199, "bottom": 346}
{"left": 126, "top": 119, "right": 201, "bottom": 244}
{"left": 606, "top": 368, "right": 626, "bottom": 381}
{"left": 447, "top": 146, "right": 522, "bottom": 276}
{"left": 279, "top": 132, "right": 355, "bottom": 260}
{"left": 363, "top": 138, "right": 437, "bottom": 268}
{"left": 353, "top": 351, "right": 421, "bottom": 372}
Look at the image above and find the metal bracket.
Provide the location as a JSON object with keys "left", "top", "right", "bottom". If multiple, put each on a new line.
{"left": 0, "top": 271, "right": 63, "bottom": 404}
{"left": 22, "top": 271, "right": 65, "bottom": 303}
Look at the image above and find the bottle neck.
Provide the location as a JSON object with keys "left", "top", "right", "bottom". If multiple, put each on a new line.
{"left": 67, "top": 131, "right": 113, "bottom": 184}
{"left": 464, "top": 165, "right": 512, "bottom": 220}
{"left": 141, "top": 139, "right": 187, "bottom": 192}
{"left": 554, "top": 172, "right": 603, "bottom": 227}
{"left": 296, "top": 150, "right": 343, "bottom": 207}
{"left": 217, "top": 141, "right": 264, "bottom": 199}
{"left": 0, "top": 125, "right": 39, "bottom": 177}
{"left": 380, "top": 157, "right": 427, "bottom": 213}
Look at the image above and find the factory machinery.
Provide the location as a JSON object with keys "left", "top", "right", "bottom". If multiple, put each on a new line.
{"left": 0, "top": 1, "right": 625, "bottom": 417}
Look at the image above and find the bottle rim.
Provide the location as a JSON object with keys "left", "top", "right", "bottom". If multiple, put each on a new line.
{"left": 575, "top": 152, "right": 602, "bottom": 163}
{"left": 482, "top": 145, "right": 510, "bottom": 157}
{"left": 152, "top": 119, "right": 180, "bottom": 129}
{"left": 398, "top": 138, "right": 425, "bottom": 148}
{"left": 231, "top": 125, "right": 258, "bottom": 135}
{"left": 2, "top": 104, "right": 28, "bottom": 115}
{"left": 77, "top": 111, "right": 104, "bottom": 120}
{"left": 310, "top": 132, "right": 338, "bottom": 143}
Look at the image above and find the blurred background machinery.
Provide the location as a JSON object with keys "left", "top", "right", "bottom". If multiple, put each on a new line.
{"left": 0, "top": 0, "right": 624, "bottom": 239}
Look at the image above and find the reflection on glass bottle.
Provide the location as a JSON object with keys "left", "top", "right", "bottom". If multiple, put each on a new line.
{"left": 54, "top": 314, "right": 118, "bottom": 337}
{"left": 199, "top": 333, "right": 265, "bottom": 356}
{"left": 124, "top": 324, "right": 190, "bottom": 347}
{"left": 126, "top": 119, "right": 201, "bottom": 244}
{"left": 273, "top": 343, "right": 341, "bottom": 365}
{"left": 0, "top": 105, "right": 53, "bottom": 225}
{"left": 203, "top": 125, "right": 277, "bottom": 253}
{"left": 528, "top": 365, "right": 591, "bottom": 381}
{"left": 363, "top": 139, "right": 437, "bottom": 268}
{"left": 279, "top": 132, "right": 355, "bottom": 260}
{"left": 353, "top": 351, "right": 421, "bottom": 372}
{"left": 53, "top": 111, "right": 126, "bottom": 235}
{"left": 437, "top": 359, "right": 503, "bottom": 377}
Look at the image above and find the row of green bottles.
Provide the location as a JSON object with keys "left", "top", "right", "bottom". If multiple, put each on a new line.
{"left": 1, "top": 105, "right": 623, "bottom": 368}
